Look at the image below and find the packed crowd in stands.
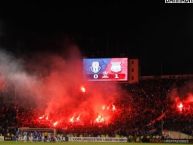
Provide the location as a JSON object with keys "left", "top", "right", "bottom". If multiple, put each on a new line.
{"left": 0, "top": 77, "right": 193, "bottom": 139}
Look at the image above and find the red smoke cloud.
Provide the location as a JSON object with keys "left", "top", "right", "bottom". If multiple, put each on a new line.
{"left": 0, "top": 47, "right": 123, "bottom": 128}
{"left": 0, "top": 74, "right": 5, "bottom": 91}
{"left": 33, "top": 55, "right": 120, "bottom": 127}
{"left": 169, "top": 84, "right": 193, "bottom": 114}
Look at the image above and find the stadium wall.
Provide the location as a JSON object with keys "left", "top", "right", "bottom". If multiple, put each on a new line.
{"left": 163, "top": 130, "right": 193, "bottom": 140}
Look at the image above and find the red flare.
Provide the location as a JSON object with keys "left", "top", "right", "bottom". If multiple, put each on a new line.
{"left": 112, "top": 104, "right": 116, "bottom": 112}
{"left": 76, "top": 115, "right": 80, "bottom": 121}
{"left": 45, "top": 115, "right": 49, "bottom": 120}
{"left": 80, "top": 86, "right": 86, "bottom": 93}
{"left": 53, "top": 121, "right": 58, "bottom": 127}
{"left": 96, "top": 114, "right": 105, "bottom": 123}
{"left": 39, "top": 115, "right": 44, "bottom": 120}
{"left": 69, "top": 116, "right": 74, "bottom": 123}
{"left": 102, "top": 105, "right": 106, "bottom": 110}
{"left": 177, "top": 102, "right": 183, "bottom": 112}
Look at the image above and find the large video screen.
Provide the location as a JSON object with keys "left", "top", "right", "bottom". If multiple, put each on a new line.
{"left": 83, "top": 58, "right": 128, "bottom": 81}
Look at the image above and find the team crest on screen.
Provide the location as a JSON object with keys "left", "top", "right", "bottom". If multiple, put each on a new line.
{"left": 90, "top": 61, "right": 101, "bottom": 73}
{"left": 111, "top": 62, "right": 122, "bottom": 73}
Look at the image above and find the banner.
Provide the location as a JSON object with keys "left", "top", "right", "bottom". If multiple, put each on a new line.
{"left": 163, "top": 139, "right": 189, "bottom": 143}
{"left": 68, "top": 137, "right": 127, "bottom": 142}
{"left": 4, "top": 136, "right": 12, "bottom": 141}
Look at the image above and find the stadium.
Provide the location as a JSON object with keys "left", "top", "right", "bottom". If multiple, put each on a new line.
{"left": 0, "top": 1, "right": 193, "bottom": 145}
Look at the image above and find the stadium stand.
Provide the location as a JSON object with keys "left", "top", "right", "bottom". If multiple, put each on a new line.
{"left": 0, "top": 76, "right": 193, "bottom": 142}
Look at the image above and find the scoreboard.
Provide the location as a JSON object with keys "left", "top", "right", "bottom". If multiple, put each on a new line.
{"left": 83, "top": 58, "right": 128, "bottom": 81}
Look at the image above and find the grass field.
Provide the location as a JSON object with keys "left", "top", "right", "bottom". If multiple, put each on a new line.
{"left": 0, "top": 142, "right": 190, "bottom": 145}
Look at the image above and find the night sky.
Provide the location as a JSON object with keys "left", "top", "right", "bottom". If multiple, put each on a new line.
{"left": 0, "top": 2, "right": 193, "bottom": 75}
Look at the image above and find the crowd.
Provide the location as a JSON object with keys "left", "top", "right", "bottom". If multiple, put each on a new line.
{"left": 0, "top": 77, "right": 193, "bottom": 138}
{"left": 16, "top": 131, "right": 66, "bottom": 142}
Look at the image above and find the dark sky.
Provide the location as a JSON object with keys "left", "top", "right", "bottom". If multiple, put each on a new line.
{"left": 0, "top": 1, "right": 193, "bottom": 75}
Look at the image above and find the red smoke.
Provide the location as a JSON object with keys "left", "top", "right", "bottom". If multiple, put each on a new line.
{"left": 184, "top": 93, "right": 193, "bottom": 103}
{"left": 0, "top": 74, "right": 5, "bottom": 91}
{"left": 0, "top": 48, "right": 128, "bottom": 128}
{"left": 169, "top": 86, "right": 193, "bottom": 114}
{"left": 177, "top": 102, "right": 183, "bottom": 112}
{"left": 22, "top": 48, "right": 122, "bottom": 127}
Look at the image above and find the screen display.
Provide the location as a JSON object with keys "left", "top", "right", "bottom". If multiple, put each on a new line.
{"left": 83, "top": 58, "right": 128, "bottom": 81}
